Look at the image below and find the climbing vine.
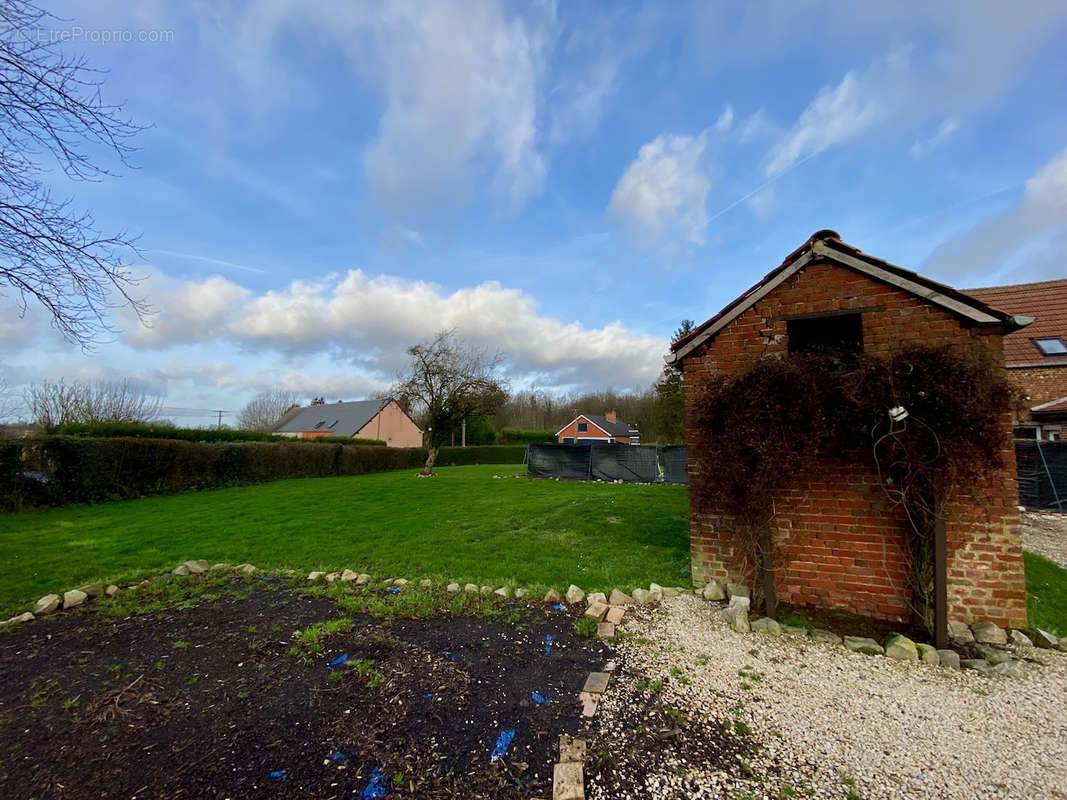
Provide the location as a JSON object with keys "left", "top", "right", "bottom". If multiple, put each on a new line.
{"left": 690, "top": 344, "right": 1021, "bottom": 629}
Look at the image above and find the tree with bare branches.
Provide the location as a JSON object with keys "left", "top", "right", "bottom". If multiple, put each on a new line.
{"left": 0, "top": 1, "right": 147, "bottom": 347}
{"left": 237, "top": 389, "right": 299, "bottom": 431}
{"left": 394, "top": 330, "right": 507, "bottom": 475}
{"left": 24, "top": 378, "right": 162, "bottom": 429}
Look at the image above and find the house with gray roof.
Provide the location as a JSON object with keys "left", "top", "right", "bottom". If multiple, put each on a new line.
{"left": 555, "top": 411, "right": 639, "bottom": 445}
{"left": 274, "top": 398, "right": 423, "bottom": 448}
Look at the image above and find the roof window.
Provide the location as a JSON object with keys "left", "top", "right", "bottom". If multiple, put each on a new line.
{"left": 1034, "top": 337, "right": 1067, "bottom": 355}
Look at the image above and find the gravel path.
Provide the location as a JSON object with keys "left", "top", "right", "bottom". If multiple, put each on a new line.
{"left": 590, "top": 596, "right": 1067, "bottom": 800}
{"left": 1023, "top": 511, "right": 1067, "bottom": 566}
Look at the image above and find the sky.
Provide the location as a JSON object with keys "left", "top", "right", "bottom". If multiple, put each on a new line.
{"left": 3, "top": 0, "right": 1067, "bottom": 426}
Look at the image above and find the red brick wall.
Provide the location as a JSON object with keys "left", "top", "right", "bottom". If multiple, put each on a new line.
{"left": 683, "top": 260, "right": 1027, "bottom": 628}
{"left": 557, "top": 416, "right": 631, "bottom": 444}
{"left": 1007, "top": 365, "right": 1067, "bottom": 418}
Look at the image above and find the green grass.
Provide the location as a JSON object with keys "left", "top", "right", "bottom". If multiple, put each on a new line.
{"left": 0, "top": 465, "right": 690, "bottom": 615}
{"left": 1024, "top": 552, "right": 1067, "bottom": 637}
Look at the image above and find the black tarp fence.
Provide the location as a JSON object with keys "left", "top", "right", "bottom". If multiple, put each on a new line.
{"left": 526, "top": 443, "right": 687, "bottom": 484}
{"left": 1016, "top": 440, "right": 1067, "bottom": 509}
{"left": 661, "top": 445, "right": 689, "bottom": 485}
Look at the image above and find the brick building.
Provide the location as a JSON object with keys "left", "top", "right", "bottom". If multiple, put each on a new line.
{"left": 555, "top": 412, "right": 639, "bottom": 444}
{"left": 668, "top": 231, "right": 1030, "bottom": 629}
{"left": 967, "top": 279, "right": 1067, "bottom": 440}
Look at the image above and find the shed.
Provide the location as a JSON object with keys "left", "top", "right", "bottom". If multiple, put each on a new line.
{"left": 670, "top": 230, "right": 1029, "bottom": 630}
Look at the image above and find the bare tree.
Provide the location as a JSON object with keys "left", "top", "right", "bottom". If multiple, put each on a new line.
{"left": 0, "top": 1, "right": 148, "bottom": 348}
{"left": 394, "top": 330, "right": 507, "bottom": 475}
{"left": 237, "top": 389, "right": 299, "bottom": 431}
{"left": 24, "top": 378, "right": 162, "bottom": 429}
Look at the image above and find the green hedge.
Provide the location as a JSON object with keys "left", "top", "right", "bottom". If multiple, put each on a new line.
{"left": 1, "top": 439, "right": 528, "bottom": 509}
{"left": 300, "top": 435, "right": 386, "bottom": 446}
{"left": 55, "top": 422, "right": 286, "bottom": 442}
{"left": 497, "top": 428, "right": 556, "bottom": 444}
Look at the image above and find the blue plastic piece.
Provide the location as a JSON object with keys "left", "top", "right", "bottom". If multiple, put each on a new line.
{"left": 331, "top": 751, "right": 346, "bottom": 762}
{"left": 490, "top": 728, "right": 516, "bottom": 762}
{"left": 422, "top": 692, "right": 433, "bottom": 699}
{"left": 443, "top": 650, "right": 456, "bottom": 662}
{"left": 362, "top": 766, "right": 387, "bottom": 798}
{"left": 544, "top": 634, "right": 553, "bottom": 654}
{"left": 327, "top": 653, "right": 350, "bottom": 670}
{"left": 387, "top": 586, "right": 401, "bottom": 594}
{"left": 531, "top": 692, "right": 548, "bottom": 704}
{"left": 269, "top": 770, "right": 288, "bottom": 780}
{"left": 552, "top": 603, "right": 564, "bottom": 611}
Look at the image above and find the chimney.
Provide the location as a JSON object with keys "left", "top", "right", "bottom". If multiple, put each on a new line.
{"left": 605, "top": 410, "right": 617, "bottom": 423}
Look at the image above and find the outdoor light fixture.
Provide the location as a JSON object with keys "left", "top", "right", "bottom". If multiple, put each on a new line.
{"left": 888, "top": 406, "right": 909, "bottom": 423}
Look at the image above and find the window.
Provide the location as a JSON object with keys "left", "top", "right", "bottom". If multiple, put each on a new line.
{"left": 787, "top": 313, "right": 863, "bottom": 354}
{"left": 562, "top": 437, "right": 574, "bottom": 444}
{"left": 1034, "top": 337, "right": 1067, "bottom": 355}
{"left": 577, "top": 422, "right": 588, "bottom": 432}
{"left": 313, "top": 420, "right": 326, "bottom": 429}
{"left": 328, "top": 420, "right": 338, "bottom": 428}
{"left": 1041, "top": 425, "right": 1062, "bottom": 442}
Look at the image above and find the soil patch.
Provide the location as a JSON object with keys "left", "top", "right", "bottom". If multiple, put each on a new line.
{"left": 0, "top": 581, "right": 608, "bottom": 799}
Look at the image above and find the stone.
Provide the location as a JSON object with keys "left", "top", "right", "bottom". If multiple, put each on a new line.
{"left": 183, "top": 561, "right": 206, "bottom": 576}
{"left": 584, "top": 602, "right": 609, "bottom": 622}
{"left": 340, "top": 569, "right": 359, "bottom": 582}
{"left": 992, "top": 661, "right": 1023, "bottom": 678}
{"left": 3, "top": 612, "right": 34, "bottom": 626}
{"left": 700, "top": 580, "right": 726, "bottom": 601}
{"left": 559, "top": 734, "right": 586, "bottom": 764}
{"left": 728, "top": 595, "right": 751, "bottom": 612}
{"left": 960, "top": 658, "right": 991, "bottom": 676}
{"left": 578, "top": 691, "right": 599, "bottom": 717}
{"left": 948, "top": 620, "right": 975, "bottom": 645}
{"left": 781, "top": 625, "right": 809, "bottom": 637}
{"left": 608, "top": 589, "right": 634, "bottom": 606}
{"left": 751, "top": 617, "right": 781, "bottom": 635}
{"left": 937, "top": 649, "right": 961, "bottom": 669}
{"left": 648, "top": 582, "right": 664, "bottom": 600}
{"left": 105, "top": 585, "right": 120, "bottom": 598}
{"left": 192, "top": 560, "right": 210, "bottom": 572}
{"left": 972, "top": 643, "right": 1013, "bottom": 666}
{"left": 210, "top": 563, "right": 230, "bottom": 572}
{"left": 419, "top": 579, "right": 433, "bottom": 589}
{"left": 916, "top": 643, "right": 940, "bottom": 665}
{"left": 1029, "top": 628, "right": 1059, "bottom": 649}
{"left": 235, "top": 564, "right": 257, "bottom": 576}
{"left": 493, "top": 587, "right": 509, "bottom": 598}
{"left": 884, "top": 634, "right": 919, "bottom": 661}
{"left": 604, "top": 606, "right": 625, "bottom": 625}
{"left": 631, "top": 588, "right": 653, "bottom": 605}
{"left": 62, "top": 589, "right": 88, "bottom": 609}
{"left": 1009, "top": 630, "right": 1033, "bottom": 648}
{"left": 356, "top": 573, "right": 371, "bottom": 585}
{"left": 514, "top": 588, "right": 527, "bottom": 598}
{"left": 553, "top": 761, "right": 585, "bottom": 800}
{"left": 172, "top": 564, "right": 191, "bottom": 576}
{"left": 544, "top": 589, "right": 561, "bottom": 603}
{"left": 597, "top": 622, "right": 615, "bottom": 639}
{"left": 480, "top": 585, "right": 493, "bottom": 595}
{"left": 566, "top": 585, "right": 585, "bottom": 604}
{"left": 446, "top": 583, "right": 460, "bottom": 593}
{"left": 726, "top": 583, "right": 750, "bottom": 601}
{"left": 324, "top": 572, "right": 340, "bottom": 582}
{"left": 843, "top": 636, "right": 884, "bottom": 656}
{"left": 724, "top": 604, "right": 749, "bottom": 633}
{"left": 586, "top": 592, "right": 607, "bottom": 606}
{"left": 307, "top": 571, "right": 325, "bottom": 581}
{"left": 971, "top": 621, "right": 1007, "bottom": 645}
{"left": 393, "top": 578, "right": 409, "bottom": 587}
{"left": 34, "top": 594, "right": 60, "bottom": 615}
{"left": 811, "top": 628, "right": 842, "bottom": 645}
{"left": 78, "top": 583, "right": 105, "bottom": 597}
{"left": 582, "top": 672, "right": 610, "bottom": 694}
{"left": 464, "top": 583, "right": 479, "bottom": 593}
{"left": 662, "top": 587, "right": 682, "bottom": 598}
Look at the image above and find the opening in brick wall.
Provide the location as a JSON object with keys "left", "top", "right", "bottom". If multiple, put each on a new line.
{"left": 787, "top": 312, "right": 863, "bottom": 354}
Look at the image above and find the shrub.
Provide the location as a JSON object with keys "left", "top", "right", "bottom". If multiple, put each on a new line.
{"left": 56, "top": 422, "right": 286, "bottom": 443}
{"left": 497, "top": 428, "right": 556, "bottom": 444}
{"left": 300, "top": 435, "right": 386, "bottom": 446}
{"left": 434, "top": 445, "right": 528, "bottom": 466}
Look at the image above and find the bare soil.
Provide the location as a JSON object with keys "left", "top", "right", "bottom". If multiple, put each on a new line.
{"left": 0, "top": 582, "right": 610, "bottom": 799}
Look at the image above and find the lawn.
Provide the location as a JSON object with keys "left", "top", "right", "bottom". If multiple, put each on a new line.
{"left": 1024, "top": 552, "right": 1067, "bottom": 637}
{"left": 0, "top": 465, "right": 691, "bottom": 615}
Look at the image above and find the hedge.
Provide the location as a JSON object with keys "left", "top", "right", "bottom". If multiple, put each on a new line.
{"left": 0, "top": 439, "right": 529, "bottom": 509}
{"left": 53, "top": 422, "right": 385, "bottom": 446}
{"left": 497, "top": 428, "right": 557, "bottom": 444}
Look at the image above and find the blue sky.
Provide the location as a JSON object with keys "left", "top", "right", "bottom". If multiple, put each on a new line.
{"left": 3, "top": 0, "right": 1067, "bottom": 426}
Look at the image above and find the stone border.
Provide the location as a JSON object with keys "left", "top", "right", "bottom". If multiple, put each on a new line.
{"left": 697, "top": 578, "right": 1067, "bottom": 675}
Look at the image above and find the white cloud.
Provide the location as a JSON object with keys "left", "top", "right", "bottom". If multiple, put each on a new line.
{"left": 909, "top": 117, "right": 960, "bottom": 159}
{"left": 119, "top": 269, "right": 665, "bottom": 392}
{"left": 924, "top": 146, "right": 1067, "bottom": 282}
{"left": 714, "top": 105, "right": 734, "bottom": 133}
{"left": 609, "top": 132, "right": 711, "bottom": 245}
{"left": 122, "top": 272, "right": 250, "bottom": 348}
{"left": 748, "top": 188, "right": 775, "bottom": 219}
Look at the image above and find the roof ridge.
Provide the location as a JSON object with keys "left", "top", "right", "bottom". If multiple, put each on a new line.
{"left": 965, "top": 278, "right": 1067, "bottom": 292}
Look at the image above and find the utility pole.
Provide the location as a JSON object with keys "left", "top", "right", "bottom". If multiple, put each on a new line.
{"left": 462, "top": 417, "right": 467, "bottom": 447}
{"left": 214, "top": 410, "right": 224, "bottom": 430}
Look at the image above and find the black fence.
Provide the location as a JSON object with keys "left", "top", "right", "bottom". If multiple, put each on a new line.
{"left": 1016, "top": 440, "right": 1067, "bottom": 510}
{"left": 526, "top": 443, "right": 687, "bottom": 484}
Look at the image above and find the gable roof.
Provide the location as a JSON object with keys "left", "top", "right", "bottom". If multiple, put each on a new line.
{"left": 1031, "top": 394, "right": 1067, "bottom": 416}
{"left": 275, "top": 399, "right": 391, "bottom": 437}
{"left": 965, "top": 279, "right": 1067, "bottom": 367}
{"left": 669, "top": 230, "right": 1031, "bottom": 364}
{"left": 555, "top": 413, "right": 634, "bottom": 438}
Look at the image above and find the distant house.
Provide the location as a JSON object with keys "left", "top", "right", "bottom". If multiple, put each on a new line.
{"left": 967, "top": 279, "right": 1067, "bottom": 440}
{"left": 555, "top": 411, "right": 639, "bottom": 445}
{"left": 274, "top": 399, "right": 422, "bottom": 448}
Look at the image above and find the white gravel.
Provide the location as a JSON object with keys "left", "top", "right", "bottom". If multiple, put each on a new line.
{"left": 1022, "top": 511, "right": 1067, "bottom": 567}
{"left": 589, "top": 596, "right": 1067, "bottom": 800}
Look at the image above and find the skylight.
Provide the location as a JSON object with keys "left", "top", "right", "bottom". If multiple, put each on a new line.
{"left": 1034, "top": 337, "right": 1067, "bottom": 355}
